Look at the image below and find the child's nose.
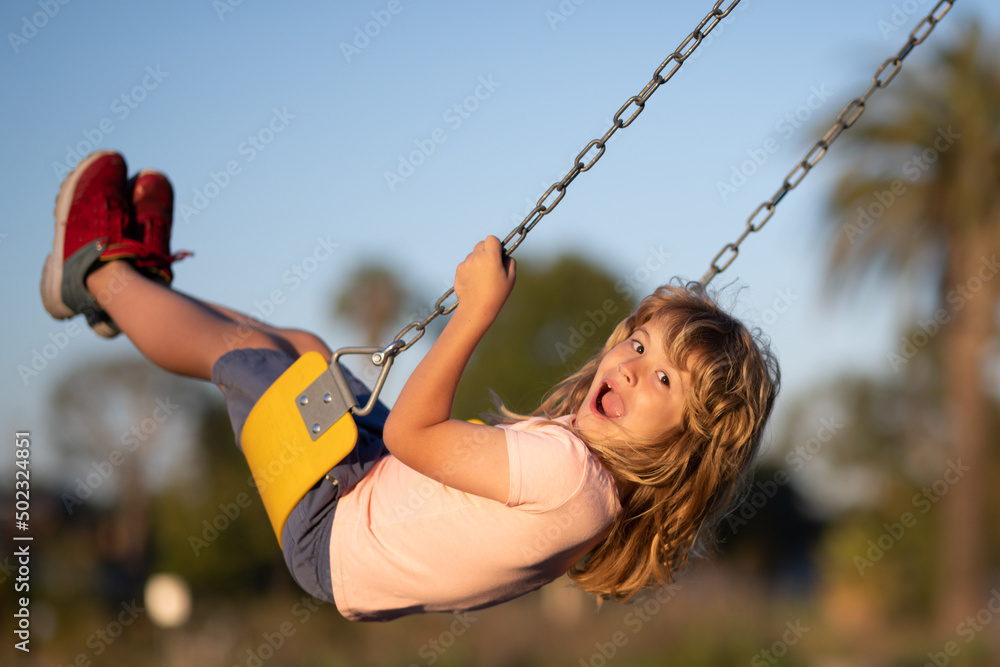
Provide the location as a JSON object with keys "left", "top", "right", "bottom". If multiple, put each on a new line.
{"left": 617, "top": 361, "right": 636, "bottom": 384}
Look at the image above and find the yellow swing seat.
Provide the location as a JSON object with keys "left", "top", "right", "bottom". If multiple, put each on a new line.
{"left": 240, "top": 344, "right": 474, "bottom": 546}
{"left": 241, "top": 351, "right": 358, "bottom": 544}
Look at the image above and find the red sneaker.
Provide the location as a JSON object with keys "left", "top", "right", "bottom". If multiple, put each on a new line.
{"left": 40, "top": 151, "right": 146, "bottom": 338}
{"left": 128, "top": 169, "right": 191, "bottom": 284}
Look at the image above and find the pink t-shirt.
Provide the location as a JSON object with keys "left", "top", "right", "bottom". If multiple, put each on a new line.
{"left": 328, "top": 415, "right": 621, "bottom": 621}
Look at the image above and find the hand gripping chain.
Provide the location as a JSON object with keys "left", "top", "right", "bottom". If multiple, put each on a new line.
{"left": 248, "top": 1, "right": 957, "bottom": 544}
{"left": 355, "top": 0, "right": 746, "bottom": 405}
{"left": 339, "top": 0, "right": 957, "bottom": 411}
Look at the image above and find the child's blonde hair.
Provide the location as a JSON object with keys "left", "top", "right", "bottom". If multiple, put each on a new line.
{"left": 503, "top": 282, "right": 779, "bottom": 601}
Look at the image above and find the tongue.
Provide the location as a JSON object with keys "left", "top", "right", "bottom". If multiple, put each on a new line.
{"left": 600, "top": 389, "right": 624, "bottom": 418}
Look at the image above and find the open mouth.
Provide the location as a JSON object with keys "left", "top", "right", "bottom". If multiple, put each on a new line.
{"left": 595, "top": 382, "right": 624, "bottom": 418}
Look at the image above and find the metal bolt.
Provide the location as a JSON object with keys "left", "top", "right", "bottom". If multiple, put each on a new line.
{"left": 311, "top": 423, "right": 321, "bottom": 434}
{"left": 299, "top": 395, "right": 308, "bottom": 406}
{"left": 323, "top": 393, "right": 332, "bottom": 404}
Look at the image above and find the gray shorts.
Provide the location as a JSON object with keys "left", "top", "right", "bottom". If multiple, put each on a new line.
{"left": 212, "top": 348, "right": 389, "bottom": 604}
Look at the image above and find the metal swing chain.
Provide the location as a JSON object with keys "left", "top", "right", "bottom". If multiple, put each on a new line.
{"left": 370, "top": 0, "right": 744, "bottom": 369}
{"left": 699, "top": 0, "right": 955, "bottom": 286}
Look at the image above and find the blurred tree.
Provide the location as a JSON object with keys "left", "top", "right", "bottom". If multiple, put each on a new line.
{"left": 332, "top": 263, "right": 412, "bottom": 346}
{"left": 150, "top": 399, "right": 283, "bottom": 595}
{"left": 769, "top": 369, "right": 1000, "bottom": 661}
{"left": 780, "top": 375, "right": 943, "bottom": 615}
{"left": 453, "top": 253, "right": 634, "bottom": 420}
{"left": 820, "top": 21, "right": 1000, "bottom": 627}
{"left": 49, "top": 359, "right": 207, "bottom": 603}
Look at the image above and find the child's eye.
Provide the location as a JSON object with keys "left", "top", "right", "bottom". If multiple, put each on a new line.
{"left": 631, "top": 340, "right": 644, "bottom": 354}
{"left": 657, "top": 371, "right": 670, "bottom": 387}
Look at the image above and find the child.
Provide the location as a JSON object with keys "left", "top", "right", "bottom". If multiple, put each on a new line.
{"left": 42, "top": 151, "right": 779, "bottom": 622}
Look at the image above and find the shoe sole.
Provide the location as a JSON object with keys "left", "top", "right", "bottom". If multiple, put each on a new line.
{"left": 40, "top": 150, "right": 119, "bottom": 338}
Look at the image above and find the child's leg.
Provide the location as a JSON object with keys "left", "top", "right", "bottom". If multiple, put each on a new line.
{"left": 177, "top": 294, "right": 333, "bottom": 362}
{"left": 85, "top": 260, "right": 325, "bottom": 381}
{"left": 43, "top": 150, "right": 333, "bottom": 383}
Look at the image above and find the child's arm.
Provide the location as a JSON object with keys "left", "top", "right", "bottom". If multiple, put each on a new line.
{"left": 382, "top": 236, "right": 516, "bottom": 503}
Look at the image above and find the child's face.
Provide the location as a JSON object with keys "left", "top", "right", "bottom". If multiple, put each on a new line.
{"left": 576, "top": 317, "right": 689, "bottom": 443}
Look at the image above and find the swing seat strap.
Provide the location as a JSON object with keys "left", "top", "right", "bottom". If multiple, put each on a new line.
{"left": 242, "top": 351, "right": 358, "bottom": 544}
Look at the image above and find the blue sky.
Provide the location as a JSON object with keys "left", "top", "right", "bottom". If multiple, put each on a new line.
{"left": 3, "top": 0, "right": 999, "bottom": 486}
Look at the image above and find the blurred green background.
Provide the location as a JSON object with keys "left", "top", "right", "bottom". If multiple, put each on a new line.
{"left": 3, "top": 1, "right": 1000, "bottom": 666}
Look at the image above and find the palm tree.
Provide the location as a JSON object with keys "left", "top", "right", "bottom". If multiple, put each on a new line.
{"left": 822, "top": 21, "right": 1000, "bottom": 629}
{"left": 332, "top": 263, "right": 411, "bottom": 347}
